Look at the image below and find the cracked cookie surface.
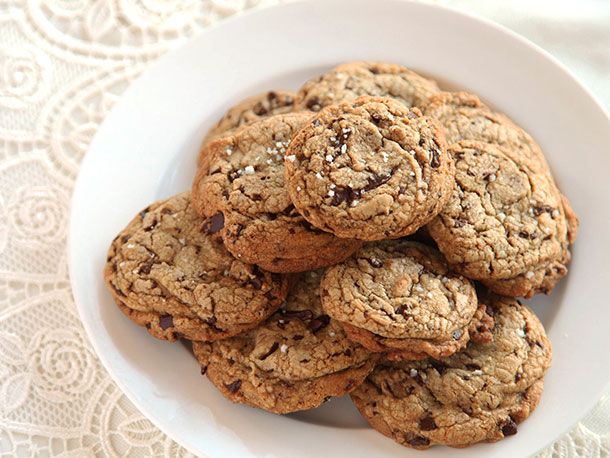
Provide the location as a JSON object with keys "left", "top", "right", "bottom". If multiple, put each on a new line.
{"left": 294, "top": 61, "right": 440, "bottom": 112}
{"left": 192, "top": 112, "right": 362, "bottom": 273}
{"left": 426, "top": 140, "right": 573, "bottom": 297}
{"left": 198, "top": 90, "right": 295, "bottom": 168}
{"left": 350, "top": 294, "right": 552, "bottom": 449}
{"left": 320, "top": 240, "right": 492, "bottom": 360}
{"left": 103, "top": 191, "right": 290, "bottom": 341}
{"left": 420, "top": 91, "right": 550, "bottom": 172}
{"left": 284, "top": 97, "right": 454, "bottom": 241}
{"left": 193, "top": 269, "right": 378, "bottom": 414}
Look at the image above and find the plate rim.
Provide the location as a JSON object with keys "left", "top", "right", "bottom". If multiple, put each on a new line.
{"left": 68, "top": 0, "right": 610, "bottom": 456}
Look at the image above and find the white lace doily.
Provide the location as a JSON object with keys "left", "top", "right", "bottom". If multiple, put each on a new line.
{"left": 0, "top": 1, "right": 608, "bottom": 456}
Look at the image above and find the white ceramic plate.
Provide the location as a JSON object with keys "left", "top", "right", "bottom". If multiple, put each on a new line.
{"left": 69, "top": 0, "right": 610, "bottom": 456}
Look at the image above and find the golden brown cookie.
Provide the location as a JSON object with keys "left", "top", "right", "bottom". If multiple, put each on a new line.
{"left": 284, "top": 97, "right": 454, "bottom": 241}
{"left": 103, "top": 191, "right": 291, "bottom": 342}
{"left": 350, "top": 294, "right": 552, "bottom": 449}
{"left": 320, "top": 240, "right": 493, "bottom": 360}
{"left": 193, "top": 270, "right": 378, "bottom": 414}
{"left": 426, "top": 140, "right": 575, "bottom": 298}
{"left": 294, "top": 61, "right": 440, "bottom": 111}
{"left": 198, "top": 90, "right": 295, "bottom": 168}
{"left": 192, "top": 112, "right": 363, "bottom": 273}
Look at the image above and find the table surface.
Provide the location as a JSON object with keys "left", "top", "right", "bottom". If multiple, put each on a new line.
{"left": 0, "top": 1, "right": 608, "bottom": 456}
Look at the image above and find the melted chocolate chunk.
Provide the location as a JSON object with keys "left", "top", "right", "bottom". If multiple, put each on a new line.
{"left": 501, "top": 418, "right": 518, "bottom": 436}
{"left": 366, "top": 258, "right": 383, "bottom": 268}
{"left": 159, "top": 315, "right": 174, "bottom": 330}
{"left": 308, "top": 314, "right": 330, "bottom": 333}
{"left": 306, "top": 96, "right": 320, "bottom": 110}
{"left": 202, "top": 213, "right": 224, "bottom": 234}
{"left": 121, "top": 235, "right": 130, "bottom": 244}
{"left": 139, "top": 207, "right": 150, "bottom": 219}
{"left": 419, "top": 415, "right": 437, "bottom": 431}
{"left": 259, "top": 342, "right": 279, "bottom": 360}
{"left": 407, "top": 436, "right": 430, "bottom": 447}
{"left": 225, "top": 380, "right": 242, "bottom": 393}
{"left": 253, "top": 102, "right": 267, "bottom": 116}
{"left": 139, "top": 263, "right": 152, "bottom": 275}
{"left": 110, "top": 283, "right": 126, "bottom": 297}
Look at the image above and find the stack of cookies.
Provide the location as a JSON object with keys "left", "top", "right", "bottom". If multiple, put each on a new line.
{"left": 104, "top": 61, "right": 577, "bottom": 450}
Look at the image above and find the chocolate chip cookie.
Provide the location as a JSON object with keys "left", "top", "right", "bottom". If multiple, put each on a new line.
{"left": 192, "top": 112, "right": 362, "bottom": 273}
{"left": 198, "top": 90, "right": 295, "bottom": 168}
{"left": 320, "top": 240, "right": 493, "bottom": 360}
{"left": 426, "top": 140, "right": 575, "bottom": 298}
{"left": 103, "top": 191, "right": 291, "bottom": 341}
{"left": 350, "top": 293, "right": 552, "bottom": 449}
{"left": 294, "top": 61, "right": 440, "bottom": 112}
{"left": 193, "top": 269, "right": 378, "bottom": 414}
{"left": 420, "top": 91, "right": 550, "bottom": 172}
{"left": 284, "top": 97, "right": 454, "bottom": 241}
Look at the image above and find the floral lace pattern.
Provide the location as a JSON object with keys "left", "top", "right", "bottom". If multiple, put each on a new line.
{"left": 0, "top": 1, "right": 608, "bottom": 456}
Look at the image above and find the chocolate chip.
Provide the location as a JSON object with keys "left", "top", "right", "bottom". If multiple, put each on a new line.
{"left": 308, "top": 314, "right": 330, "bottom": 332}
{"left": 533, "top": 205, "right": 554, "bottom": 217}
{"left": 452, "top": 329, "right": 464, "bottom": 340}
{"left": 368, "top": 66, "right": 379, "bottom": 75}
{"left": 227, "top": 358, "right": 235, "bottom": 366}
{"left": 466, "top": 363, "right": 481, "bottom": 371}
{"left": 331, "top": 187, "right": 353, "bottom": 206}
{"left": 145, "top": 323, "right": 151, "bottom": 329}
{"left": 225, "top": 380, "right": 242, "bottom": 393}
{"left": 150, "top": 279, "right": 158, "bottom": 289}
{"left": 519, "top": 231, "right": 529, "bottom": 239}
{"left": 139, "top": 263, "right": 152, "bottom": 275}
{"left": 248, "top": 277, "right": 262, "bottom": 290}
{"left": 430, "top": 140, "right": 442, "bottom": 168}
{"left": 370, "top": 112, "right": 382, "bottom": 125}
{"left": 281, "top": 309, "right": 313, "bottom": 321}
{"left": 407, "top": 436, "right": 430, "bottom": 447}
{"left": 202, "top": 213, "right": 224, "bottom": 234}
{"left": 253, "top": 102, "right": 267, "bottom": 116}
{"left": 267, "top": 91, "right": 277, "bottom": 101}
{"left": 159, "top": 315, "right": 174, "bottom": 330}
{"left": 110, "top": 283, "right": 126, "bottom": 297}
{"left": 251, "top": 193, "right": 262, "bottom": 201}
{"left": 139, "top": 207, "right": 150, "bottom": 219}
{"left": 430, "top": 360, "right": 448, "bottom": 375}
{"left": 205, "top": 316, "right": 222, "bottom": 332}
{"left": 293, "top": 335, "right": 304, "bottom": 341}
{"left": 306, "top": 96, "right": 320, "bottom": 110}
{"left": 235, "top": 224, "right": 244, "bottom": 237}
{"left": 366, "top": 258, "right": 383, "bottom": 268}
{"left": 396, "top": 304, "right": 408, "bottom": 316}
{"left": 300, "top": 358, "right": 310, "bottom": 363}
{"left": 277, "top": 320, "right": 287, "bottom": 330}
{"left": 121, "top": 235, "right": 131, "bottom": 244}
{"left": 259, "top": 342, "right": 279, "bottom": 360}
{"left": 344, "top": 349, "right": 352, "bottom": 356}
{"left": 419, "top": 415, "right": 437, "bottom": 431}
{"left": 161, "top": 208, "right": 171, "bottom": 214}
{"left": 501, "top": 418, "right": 518, "bottom": 436}
{"left": 174, "top": 332, "right": 185, "bottom": 339}
{"left": 144, "top": 218, "right": 158, "bottom": 231}
{"left": 363, "top": 170, "right": 394, "bottom": 192}
{"left": 515, "top": 372, "right": 522, "bottom": 382}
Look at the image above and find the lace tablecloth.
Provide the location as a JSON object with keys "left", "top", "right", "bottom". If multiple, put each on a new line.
{"left": 0, "top": 1, "right": 608, "bottom": 456}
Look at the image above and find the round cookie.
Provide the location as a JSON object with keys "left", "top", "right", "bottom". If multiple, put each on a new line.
{"left": 320, "top": 240, "right": 493, "bottom": 360}
{"left": 198, "top": 90, "right": 295, "bottom": 168}
{"left": 192, "top": 112, "right": 363, "bottom": 273}
{"left": 426, "top": 140, "right": 574, "bottom": 298}
{"left": 284, "top": 97, "right": 454, "bottom": 241}
{"left": 193, "top": 269, "right": 378, "bottom": 414}
{"left": 103, "top": 191, "right": 291, "bottom": 342}
{"left": 350, "top": 294, "right": 552, "bottom": 449}
{"left": 419, "top": 91, "right": 551, "bottom": 172}
{"left": 294, "top": 61, "right": 440, "bottom": 112}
